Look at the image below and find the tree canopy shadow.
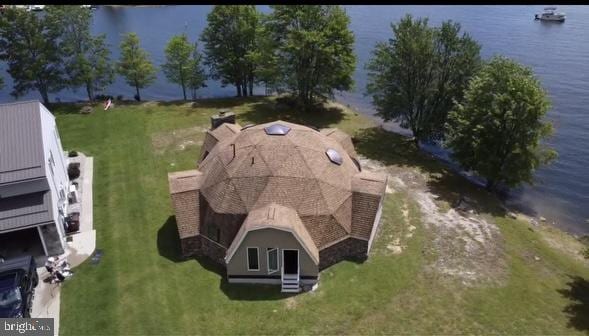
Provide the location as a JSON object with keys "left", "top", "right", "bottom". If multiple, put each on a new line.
{"left": 239, "top": 96, "right": 345, "bottom": 129}
{"left": 558, "top": 275, "right": 589, "bottom": 332}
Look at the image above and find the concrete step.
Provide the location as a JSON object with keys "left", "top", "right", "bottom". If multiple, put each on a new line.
{"left": 281, "top": 286, "right": 301, "bottom": 293}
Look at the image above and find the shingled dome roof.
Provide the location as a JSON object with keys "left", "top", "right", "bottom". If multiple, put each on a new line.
{"left": 198, "top": 120, "right": 361, "bottom": 248}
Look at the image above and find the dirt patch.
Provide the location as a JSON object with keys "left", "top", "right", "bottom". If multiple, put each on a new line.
{"left": 284, "top": 296, "right": 298, "bottom": 310}
{"left": 358, "top": 155, "right": 507, "bottom": 286}
{"left": 151, "top": 126, "right": 206, "bottom": 155}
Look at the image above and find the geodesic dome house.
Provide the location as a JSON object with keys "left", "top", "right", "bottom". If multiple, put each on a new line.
{"left": 168, "top": 119, "right": 387, "bottom": 292}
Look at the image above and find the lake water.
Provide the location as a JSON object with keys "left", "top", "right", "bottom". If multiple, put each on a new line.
{"left": 1, "top": 5, "right": 588, "bottom": 234}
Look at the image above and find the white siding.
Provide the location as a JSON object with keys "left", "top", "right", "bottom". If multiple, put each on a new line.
{"left": 39, "top": 103, "right": 69, "bottom": 245}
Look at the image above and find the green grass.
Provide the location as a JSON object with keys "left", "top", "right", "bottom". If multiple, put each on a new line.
{"left": 56, "top": 97, "right": 589, "bottom": 335}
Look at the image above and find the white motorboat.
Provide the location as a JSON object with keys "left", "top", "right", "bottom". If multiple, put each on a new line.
{"left": 535, "top": 7, "right": 566, "bottom": 22}
{"left": 29, "top": 5, "right": 45, "bottom": 11}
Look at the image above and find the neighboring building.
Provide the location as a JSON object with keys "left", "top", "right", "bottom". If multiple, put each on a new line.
{"left": 169, "top": 118, "right": 387, "bottom": 292}
{"left": 0, "top": 101, "right": 69, "bottom": 257}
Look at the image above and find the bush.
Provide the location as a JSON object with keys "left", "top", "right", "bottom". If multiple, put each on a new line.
{"left": 68, "top": 150, "right": 78, "bottom": 158}
{"left": 94, "top": 94, "right": 108, "bottom": 101}
{"left": 116, "top": 95, "right": 123, "bottom": 101}
{"left": 68, "top": 163, "right": 81, "bottom": 180}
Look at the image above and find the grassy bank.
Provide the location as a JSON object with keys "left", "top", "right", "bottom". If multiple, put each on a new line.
{"left": 55, "top": 97, "right": 589, "bottom": 335}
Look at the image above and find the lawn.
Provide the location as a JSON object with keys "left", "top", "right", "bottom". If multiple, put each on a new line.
{"left": 55, "top": 97, "right": 589, "bottom": 335}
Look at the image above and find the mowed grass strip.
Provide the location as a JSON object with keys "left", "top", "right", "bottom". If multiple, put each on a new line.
{"left": 55, "top": 97, "right": 589, "bottom": 335}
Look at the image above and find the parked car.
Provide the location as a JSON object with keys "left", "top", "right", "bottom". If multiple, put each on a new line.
{"left": 0, "top": 256, "right": 38, "bottom": 318}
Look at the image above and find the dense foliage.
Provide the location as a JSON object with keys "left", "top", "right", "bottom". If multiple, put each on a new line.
{"left": 0, "top": 7, "right": 65, "bottom": 103}
{"left": 366, "top": 15, "right": 481, "bottom": 144}
{"left": 266, "top": 5, "right": 356, "bottom": 109}
{"left": 162, "top": 34, "right": 206, "bottom": 100}
{"left": 117, "top": 32, "right": 157, "bottom": 101}
{"left": 201, "top": 5, "right": 260, "bottom": 97}
{"left": 46, "top": 5, "right": 114, "bottom": 101}
{"left": 445, "top": 56, "right": 557, "bottom": 190}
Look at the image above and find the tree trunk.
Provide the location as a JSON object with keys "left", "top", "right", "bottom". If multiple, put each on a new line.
{"left": 136, "top": 85, "right": 141, "bottom": 101}
{"left": 236, "top": 84, "right": 242, "bottom": 97}
{"left": 39, "top": 86, "right": 50, "bottom": 105}
{"left": 248, "top": 76, "right": 253, "bottom": 96}
{"left": 86, "top": 82, "right": 94, "bottom": 102}
{"left": 182, "top": 84, "right": 187, "bottom": 101}
{"left": 241, "top": 82, "right": 247, "bottom": 97}
{"left": 486, "top": 179, "right": 496, "bottom": 192}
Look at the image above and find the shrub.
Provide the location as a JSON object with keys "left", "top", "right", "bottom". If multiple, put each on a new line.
{"left": 116, "top": 95, "right": 123, "bottom": 101}
{"left": 94, "top": 94, "right": 108, "bottom": 101}
{"left": 68, "top": 150, "right": 78, "bottom": 158}
{"left": 68, "top": 163, "right": 81, "bottom": 180}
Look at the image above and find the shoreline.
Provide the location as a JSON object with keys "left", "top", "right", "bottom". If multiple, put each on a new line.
{"left": 335, "top": 97, "right": 589, "bottom": 239}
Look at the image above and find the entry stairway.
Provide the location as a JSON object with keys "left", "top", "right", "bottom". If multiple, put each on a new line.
{"left": 281, "top": 269, "right": 300, "bottom": 293}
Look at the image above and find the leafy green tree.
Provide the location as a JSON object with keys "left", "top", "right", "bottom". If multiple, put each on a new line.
{"left": 0, "top": 8, "right": 65, "bottom": 104}
{"left": 249, "top": 13, "right": 281, "bottom": 95}
{"left": 201, "top": 5, "right": 260, "bottom": 97}
{"left": 187, "top": 42, "right": 207, "bottom": 100}
{"left": 267, "top": 5, "right": 356, "bottom": 108}
{"left": 117, "top": 32, "right": 157, "bottom": 101}
{"left": 45, "top": 5, "right": 114, "bottom": 101}
{"left": 162, "top": 34, "right": 206, "bottom": 100}
{"left": 366, "top": 15, "right": 481, "bottom": 145}
{"left": 445, "top": 56, "right": 557, "bottom": 191}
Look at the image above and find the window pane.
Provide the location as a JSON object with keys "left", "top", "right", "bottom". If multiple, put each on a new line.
{"left": 247, "top": 248, "right": 259, "bottom": 270}
{"left": 268, "top": 248, "right": 278, "bottom": 272}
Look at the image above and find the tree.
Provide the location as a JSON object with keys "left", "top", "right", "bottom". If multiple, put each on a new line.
{"left": 201, "top": 5, "right": 260, "bottom": 97}
{"left": 187, "top": 42, "right": 207, "bottom": 100}
{"left": 249, "top": 13, "right": 281, "bottom": 95}
{"left": 162, "top": 34, "right": 203, "bottom": 100}
{"left": 445, "top": 56, "right": 557, "bottom": 191}
{"left": 266, "top": 5, "right": 356, "bottom": 108}
{"left": 0, "top": 8, "right": 65, "bottom": 104}
{"left": 45, "top": 5, "right": 114, "bottom": 101}
{"left": 117, "top": 32, "right": 156, "bottom": 101}
{"left": 366, "top": 15, "right": 481, "bottom": 145}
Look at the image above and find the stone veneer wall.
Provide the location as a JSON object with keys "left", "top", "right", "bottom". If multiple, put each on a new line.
{"left": 318, "top": 237, "right": 368, "bottom": 271}
{"left": 180, "top": 235, "right": 227, "bottom": 265}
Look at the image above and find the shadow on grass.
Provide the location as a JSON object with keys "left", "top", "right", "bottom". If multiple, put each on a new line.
{"left": 354, "top": 126, "right": 506, "bottom": 217}
{"left": 158, "top": 216, "right": 294, "bottom": 301}
{"left": 157, "top": 216, "right": 183, "bottom": 263}
{"left": 558, "top": 275, "right": 589, "bottom": 332}
{"left": 239, "top": 96, "right": 345, "bottom": 129}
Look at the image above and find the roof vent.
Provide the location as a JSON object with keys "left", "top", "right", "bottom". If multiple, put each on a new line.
{"left": 264, "top": 123, "right": 291, "bottom": 136}
{"left": 325, "top": 148, "right": 343, "bottom": 165}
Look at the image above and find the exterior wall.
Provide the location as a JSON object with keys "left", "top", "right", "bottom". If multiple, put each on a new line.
{"left": 318, "top": 237, "right": 368, "bottom": 271}
{"left": 226, "top": 228, "right": 318, "bottom": 278}
{"left": 39, "top": 222, "right": 64, "bottom": 256}
{"left": 39, "top": 104, "right": 69, "bottom": 247}
{"left": 180, "top": 235, "right": 226, "bottom": 265}
{"left": 201, "top": 201, "right": 245, "bottom": 248}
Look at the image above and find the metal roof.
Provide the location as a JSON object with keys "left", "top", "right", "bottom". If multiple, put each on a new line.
{"left": 0, "top": 101, "right": 46, "bottom": 185}
{"left": 0, "top": 191, "right": 54, "bottom": 231}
